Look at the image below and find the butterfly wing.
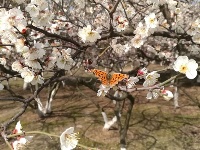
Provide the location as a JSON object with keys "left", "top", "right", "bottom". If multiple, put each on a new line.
{"left": 91, "top": 69, "right": 109, "bottom": 85}
{"left": 109, "top": 73, "right": 129, "bottom": 87}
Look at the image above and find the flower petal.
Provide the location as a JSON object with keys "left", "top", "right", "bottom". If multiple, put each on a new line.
{"left": 146, "top": 92, "right": 153, "bottom": 99}
{"left": 186, "top": 70, "right": 197, "bottom": 79}
{"left": 173, "top": 56, "right": 188, "bottom": 71}
{"left": 187, "top": 59, "right": 198, "bottom": 70}
{"left": 60, "top": 127, "right": 78, "bottom": 150}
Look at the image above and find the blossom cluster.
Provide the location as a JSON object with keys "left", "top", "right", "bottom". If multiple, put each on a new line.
{"left": 12, "top": 121, "right": 33, "bottom": 150}
{"left": 78, "top": 25, "right": 101, "bottom": 43}
{"left": 132, "top": 13, "right": 158, "bottom": 48}
{"left": 0, "top": 0, "right": 81, "bottom": 85}
{"left": 96, "top": 56, "right": 198, "bottom": 102}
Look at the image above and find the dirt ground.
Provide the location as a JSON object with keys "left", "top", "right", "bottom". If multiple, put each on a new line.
{"left": 1, "top": 77, "right": 200, "bottom": 150}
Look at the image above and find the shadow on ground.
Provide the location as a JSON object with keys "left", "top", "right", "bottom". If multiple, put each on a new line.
{"left": 1, "top": 80, "right": 200, "bottom": 150}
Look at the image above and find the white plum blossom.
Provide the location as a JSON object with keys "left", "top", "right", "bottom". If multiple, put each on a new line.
{"left": 23, "top": 42, "right": 45, "bottom": 60}
{"left": 116, "top": 16, "right": 127, "bottom": 25}
{"left": 34, "top": 42, "right": 44, "bottom": 53}
{"left": 114, "top": 16, "right": 129, "bottom": 32}
{"left": 160, "top": 19, "right": 170, "bottom": 29}
{"left": 115, "top": 22, "right": 129, "bottom": 32}
{"left": 126, "top": 77, "right": 139, "bottom": 88}
{"left": 187, "top": 18, "right": 200, "bottom": 35}
{"left": 31, "top": 75, "right": 44, "bottom": 85}
{"left": 61, "top": 48, "right": 72, "bottom": 60}
{"left": 143, "top": 71, "right": 160, "bottom": 87}
{"left": 15, "top": 39, "right": 29, "bottom": 53}
{"left": 37, "top": 47, "right": 46, "bottom": 59}
{"left": 56, "top": 48, "right": 74, "bottom": 71}
{"left": 0, "top": 47, "right": 11, "bottom": 56}
{"left": 56, "top": 59, "right": 71, "bottom": 70}
{"left": 12, "top": 121, "right": 33, "bottom": 150}
{"left": 0, "top": 58, "right": 6, "bottom": 66}
{"left": 145, "top": 13, "right": 158, "bottom": 28}
{"left": 12, "top": 61, "right": 24, "bottom": 72}
{"left": 25, "top": 59, "right": 42, "bottom": 69}
{"left": 0, "top": 9, "right": 12, "bottom": 31}
{"left": 131, "top": 35, "right": 145, "bottom": 48}
{"left": 21, "top": 67, "right": 35, "bottom": 83}
{"left": 158, "top": 51, "right": 172, "bottom": 59}
{"left": 168, "top": 0, "right": 178, "bottom": 9}
{"left": 23, "top": 50, "right": 38, "bottom": 60}
{"left": 94, "top": 13, "right": 110, "bottom": 29}
{"left": 50, "top": 23, "right": 61, "bottom": 34}
{"left": 26, "top": 4, "right": 40, "bottom": 18}
{"left": 134, "top": 22, "right": 149, "bottom": 38}
{"left": 60, "top": 127, "right": 78, "bottom": 150}
{"left": 125, "top": 5, "right": 135, "bottom": 18}
{"left": 32, "top": 11, "right": 54, "bottom": 27}
{"left": 12, "top": 137, "right": 32, "bottom": 150}
{"left": 9, "top": 8, "right": 24, "bottom": 20}
{"left": 7, "top": 8, "right": 27, "bottom": 30}
{"left": 32, "top": 0, "right": 48, "bottom": 10}
{"left": 161, "top": 90, "right": 173, "bottom": 101}
{"left": 111, "top": 40, "right": 130, "bottom": 56}
{"left": 191, "top": 18, "right": 200, "bottom": 28}
{"left": 45, "top": 57, "right": 57, "bottom": 69}
{"left": 78, "top": 25, "right": 101, "bottom": 43}
{"left": 52, "top": 47, "right": 61, "bottom": 58}
{"left": 97, "top": 84, "right": 110, "bottom": 97}
{"left": 1, "top": 30, "right": 17, "bottom": 43}
{"left": 187, "top": 19, "right": 200, "bottom": 36}
{"left": 173, "top": 56, "right": 198, "bottom": 79}
{"left": 13, "top": 121, "right": 23, "bottom": 134}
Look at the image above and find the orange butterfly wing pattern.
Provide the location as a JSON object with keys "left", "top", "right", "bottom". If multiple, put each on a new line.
{"left": 110, "top": 73, "right": 129, "bottom": 87}
{"left": 91, "top": 69, "right": 129, "bottom": 87}
{"left": 91, "top": 69, "right": 109, "bottom": 85}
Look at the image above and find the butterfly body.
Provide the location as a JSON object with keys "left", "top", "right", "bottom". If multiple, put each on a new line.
{"left": 91, "top": 69, "right": 129, "bottom": 87}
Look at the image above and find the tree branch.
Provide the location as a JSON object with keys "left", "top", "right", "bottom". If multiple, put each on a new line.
{"left": 27, "top": 24, "right": 82, "bottom": 48}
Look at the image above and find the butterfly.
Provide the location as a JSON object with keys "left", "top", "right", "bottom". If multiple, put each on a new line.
{"left": 91, "top": 69, "right": 129, "bottom": 87}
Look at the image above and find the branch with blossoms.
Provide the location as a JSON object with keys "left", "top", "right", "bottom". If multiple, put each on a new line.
{"left": 2, "top": 121, "right": 99, "bottom": 150}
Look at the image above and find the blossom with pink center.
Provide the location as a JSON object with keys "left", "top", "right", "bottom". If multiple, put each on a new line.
{"left": 161, "top": 90, "right": 174, "bottom": 101}
{"left": 12, "top": 121, "right": 33, "bottom": 150}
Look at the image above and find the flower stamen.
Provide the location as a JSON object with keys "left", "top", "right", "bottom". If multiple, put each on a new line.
{"left": 179, "top": 65, "right": 188, "bottom": 74}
